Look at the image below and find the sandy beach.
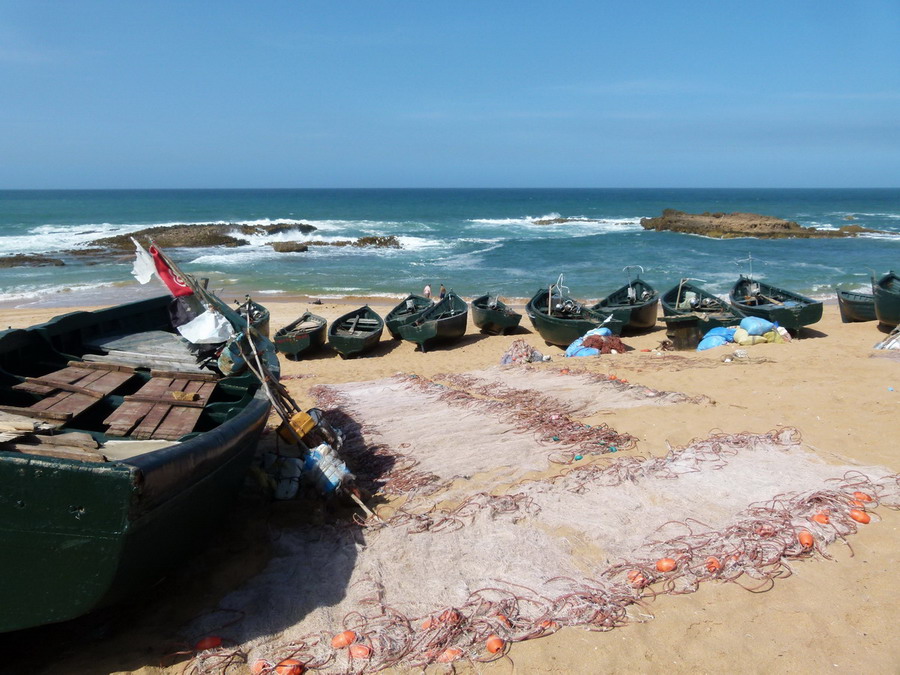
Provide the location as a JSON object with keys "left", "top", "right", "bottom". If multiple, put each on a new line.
{"left": 2, "top": 297, "right": 898, "bottom": 674}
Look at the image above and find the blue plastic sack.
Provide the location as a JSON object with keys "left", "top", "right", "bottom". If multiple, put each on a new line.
{"left": 565, "top": 337, "right": 600, "bottom": 357}
{"left": 740, "top": 316, "right": 776, "bottom": 336}
{"left": 697, "top": 335, "right": 728, "bottom": 351}
{"left": 702, "top": 326, "right": 736, "bottom": 342}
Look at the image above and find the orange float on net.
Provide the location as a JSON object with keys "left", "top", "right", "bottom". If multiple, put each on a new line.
{"left": 849, "top": 509, "right": 871, "bottom": 524}
{"left": 705, "top": 556, "right": 721, "bottom": 573}
{"left": 798, "top": 530, "right": 814, "bottom": 549}
{"left": 194, "top": 636, "right": 222, "bottom": 651}
{"left": 486, "top": 634, "right": 505, "bottom": 654}
{"left": 439, "top": 609, "right": 461, "bottom": 624}
{"left": 627, "top": 570, "right": 647, "bottom": 588}
{"left": 539, "top": 620, "right": 559, "bottom": 632}
{"left": 853, "top": 491, "right": 874, "bottom": 502}
{"left": 330, "top": 630, "right": 356, "bottom": 649}
{"left": 420, "top": 617, "right": 433, "bottom": 630}
{"left": 348, "top": 644, "right": 372, "bottom": 659}
{"left": 849, "top": 499, "right": 865, "bottom": 507}
{"left": 275, "top": 658, "right": 305, "bottom": 675}
{"left": 655, "top": 557, "right": 677, "bottom": 572}
{"left": 250, "top": 660, "right": 271, "bottom": 675}
{"left": 495, "top": 613, "right": 511, "bottom": 627}
{"left": 811, "top": 512, "right": 830, "bottom": 525}
{"left": 436, "top": 648, "right": 463, "bottom": 663}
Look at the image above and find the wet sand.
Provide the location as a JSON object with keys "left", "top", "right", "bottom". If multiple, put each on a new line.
{"left": 2, "top": 298, "right": 898, "bottom": 674}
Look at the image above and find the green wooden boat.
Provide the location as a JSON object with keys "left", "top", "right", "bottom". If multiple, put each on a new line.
{"left": 385, "top": 294, "right": 433, "bottom": 339}
{"left": 661, "top": 279, "right": 744, "bottom": 331}
{"left": 873, "top": 270, "right": 900, "bottom": 328}
{"left": 328, "top": 305, "right": 384, "bottom": 358}
{"left": 836, "top": 287, "right": 876, "bottom": 323}
{"left": 729, "top": 275, "right": 822, "bottom": 333}
{"left": 273, "top": 311, "right": 327, "bottom": 359}
{"left": 471, "top": 294, "right": 522, "bottom": 335}
{"left": 526, "top": 286, "right": 624, "bottom": 347}
{"left": 235, "top": 296, "right": 271, "bottom": 338}
{"left": 396, "top": 292, "right": 468, "bottom": 352}
{"left": 0, "top": 294, "right": 275, "bottom": 633}
{"left": 592, "top": 275, "right": 659, "bottom": 332}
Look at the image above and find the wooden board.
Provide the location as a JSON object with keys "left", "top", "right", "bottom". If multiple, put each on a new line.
{"left": 103, "top": 376, "right": 217, "bottom": 440}
{"left": 83, "top": 330, "right": 207, "bottom": 372}
{"left": 7, "top": 364, "right": 136, "bottom": 423}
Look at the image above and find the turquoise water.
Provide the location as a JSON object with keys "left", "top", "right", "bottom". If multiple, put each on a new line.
{"left": 1, "top": 188, "right": 898, "bottom": 308}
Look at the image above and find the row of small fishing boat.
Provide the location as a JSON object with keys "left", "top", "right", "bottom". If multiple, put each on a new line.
{"left": 271, "top": 291, "right": 524, "bottom": 358}
{"left": 524, "top": 271, "right": 832, "bottom": 347}
{"left": 267, "top": 268, "right": 900, "bottom": 359}
{"left": 836, "top": 270, "right": 900, "bottom": 327}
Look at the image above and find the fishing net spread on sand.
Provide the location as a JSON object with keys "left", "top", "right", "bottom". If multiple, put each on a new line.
{"left": 309, "top": 368, "right": 708, "bottom": 500}
{"left": 183, "top": 373, "right": 898, "bottom": 673}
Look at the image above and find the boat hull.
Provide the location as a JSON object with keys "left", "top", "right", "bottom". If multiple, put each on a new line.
{"left": 836, "top": 289, "right": 876, "bottom": 323}
{"left": 273, "top": 312, "right": 327, "bottom": 359}
{"left": 385, "top": 294, "right": 433, "bottom": 339}
{"left": 661, "top": 281, "right": 744, "bottom": 331}
{"left": 397, "top": 293, "right": 468, "bottom": 351}
{"left": 729, "top": 276, "right": 822, "bottom": 333}
{"left": 873, "top": 271, "right": 900, "bottom": 328}
{"left": 526, "top": 288, "right": 624, "bottom": 346}
{"left": 0, "top": 295, "right": 272, "bottom": 633}
{"left": 328, "top": 305, "right": 384, "bottom": 358}
{"left": 471, "top": 295, "right": 522, "bottom": 335}
{"left": 592, "top": 279, "right": 659, "bottom": 332}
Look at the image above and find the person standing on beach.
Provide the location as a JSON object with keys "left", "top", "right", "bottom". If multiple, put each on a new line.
{"left": 439, "top": 284, "right": 447, "bottom": 300}
{"left": 423, "top": 283, "right": 432, "bottom": 299}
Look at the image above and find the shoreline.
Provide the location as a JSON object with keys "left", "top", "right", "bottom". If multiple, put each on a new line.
{"left": 0, "top": 286, "right": 841, "bottom": 313}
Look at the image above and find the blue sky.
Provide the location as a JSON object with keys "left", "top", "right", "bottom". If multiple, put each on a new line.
{"left": 1, "top": 2, "right": 898, "bottom": 188}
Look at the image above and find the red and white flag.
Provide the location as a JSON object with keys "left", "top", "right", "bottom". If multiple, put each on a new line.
{"left": 149, "top": 245, "right": 194, "bottom": 297}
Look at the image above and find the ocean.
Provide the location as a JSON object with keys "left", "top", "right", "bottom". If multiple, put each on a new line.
{"left": 1, "top": 188, "right": 898, "bottom": 309}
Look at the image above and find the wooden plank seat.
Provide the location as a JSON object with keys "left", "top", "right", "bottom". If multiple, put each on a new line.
{"left": 0, "top": 361, "right": 136, "bottom": 427}
{"left": 103, "top": 372, "right": 217, "bottom": 440}
{"left": 82, "top": 330, "right": 208, "bottom": 373}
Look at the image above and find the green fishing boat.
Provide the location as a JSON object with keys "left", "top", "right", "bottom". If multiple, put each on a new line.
{"left": 0, "top": 294, "right": 275, "bottom": 633}
{"left": 471, "top": 294, "right": 522, "bottom": 335}
{"left": 592, "top": 267, "right": 659, "bottom": 332}
{"left": 328, "top": 305, "right": 384, "bottom": 358}
{"left": 396, "top": 292, "right": 468, "bottom": 352}
{"left": 836, "top": 287, "right": 876, "bottom": 323}
{"left": 384, "top": 294, "right": 433, "bottom": 339}
{"left": 661, "top": 279, "right": 744, "bottom": 331}
{"left": 729, "top": 275, "right": 822, "bottom": 333}
{"left": 235, "top": 296, "right": 271, "bottom": 338}
{"left": 873, "top": 270, "right": 900, "bottom": 328}
{"left": 273, "top": 311, "right": 327, "bottom": 359}
{"left": 526, "top": 281, "right": 624, "bottom": 347}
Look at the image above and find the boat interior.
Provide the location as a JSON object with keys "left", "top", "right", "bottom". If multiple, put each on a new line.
{"left": 0, "top": 301, "right": 260, "bottom": 463}
{"left": 335, "top": 314, "right": 381, "bottom": 335}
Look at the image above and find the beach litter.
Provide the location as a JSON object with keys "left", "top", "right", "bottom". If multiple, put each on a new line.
{"left": 499, "top": 338, "right": 549, "bottom": 364}
{"left": 180, "top": 370, "right": 899, "bottom": 674}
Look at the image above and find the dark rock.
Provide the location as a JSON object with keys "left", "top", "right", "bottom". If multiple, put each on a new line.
{"left": 238, "top": 222, "right": 317, "bottom": 236}
{"left": 0, "top": 254, "right": 65, "bottom": 268}
{"left": 639, "top": 209, "right": 892, "bottom": 239}
{"left": 270, "top": 242, "right": 309, "bottom": 253}
{"left": 352, "top": 235, "right": 401, "bottom": 248}
{"left": 94, "top": 224, "right": 252, "bottom": 250}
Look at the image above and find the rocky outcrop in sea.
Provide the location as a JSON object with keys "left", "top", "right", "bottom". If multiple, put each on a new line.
{"left": 640, "top": 209, "right": 890, "bottom": 239}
